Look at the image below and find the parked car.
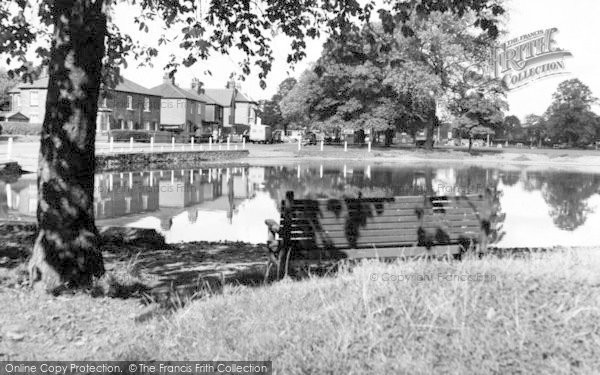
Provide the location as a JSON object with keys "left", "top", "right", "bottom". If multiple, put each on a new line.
{"left": 302, "top": 132, "right": 317, "bottom": 145}
{"left": 272, "top": 129, "right": 283, "bottom": 143}
{"left": 194, "top": 133, "right": 213, "bottom": 143}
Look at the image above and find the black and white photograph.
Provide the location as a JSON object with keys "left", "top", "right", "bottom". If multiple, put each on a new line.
{"left": 0, "top": 0, "right": 599, "bottom": 373}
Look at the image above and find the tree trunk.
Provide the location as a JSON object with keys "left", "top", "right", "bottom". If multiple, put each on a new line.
{"left": 424, "top": 119, "right": 435, "bottom": 150}
{"left": 28, "top": 0, "right": 107, "bottom": 292}
{"left": 468, "top": 136, "right": 473, "bottom": 153}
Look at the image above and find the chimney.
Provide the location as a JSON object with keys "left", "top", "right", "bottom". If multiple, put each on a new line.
{"left": 226, "top": 76, "right": 236, "bottom": 89}
{"left": 163, "top": 73, "right": 175, "bottom": 85}
{"left": 191, "top": 78, "right": 204, "bottom": 94}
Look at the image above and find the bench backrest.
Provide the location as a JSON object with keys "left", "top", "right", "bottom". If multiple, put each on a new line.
{"left": 279, "top": 191, "right": 490, "bottom": 251}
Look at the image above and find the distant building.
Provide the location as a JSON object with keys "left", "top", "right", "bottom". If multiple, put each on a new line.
{"left": 233, "top": 91, "right": 259, "bottom": 134}
{"left": 8, "top": 75, "right": 161, "bottom": 134}
{"left": 204, "top": 87, "right": 236, "bottom": 133}
{"left": 185, "top": 78, "right": 221, "bottom": 136}
{"left": 150, "top": 75, "right": 205, "bottom": 137}
{"left": 205, "top": 79, "right": 259, "bottom": 135}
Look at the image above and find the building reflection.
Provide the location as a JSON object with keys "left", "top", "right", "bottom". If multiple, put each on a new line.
{"left": 0, "top": 166, "right": 256, "bottom": 229}
{"left": 0, "top": 165, "right": 598, "bottom": 240}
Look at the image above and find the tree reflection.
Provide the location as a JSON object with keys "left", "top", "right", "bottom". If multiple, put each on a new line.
{"left": 541, "top": 173, "right": 600, "bottom": 231}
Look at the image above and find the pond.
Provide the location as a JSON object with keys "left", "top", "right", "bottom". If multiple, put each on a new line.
{"left": 1, "top": 162, "right": 599, "bottom": 247}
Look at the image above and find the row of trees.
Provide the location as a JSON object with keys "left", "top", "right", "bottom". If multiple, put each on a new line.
{"left": 259, "top": 8, "right": 508, "bottom": 150}
{"left": 495, "top": 79, "right": 600, "bottom": 147}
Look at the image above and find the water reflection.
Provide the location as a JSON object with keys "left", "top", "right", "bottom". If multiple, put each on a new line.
{"left": 0, "top": 164, "right": 599, "bottom": 246}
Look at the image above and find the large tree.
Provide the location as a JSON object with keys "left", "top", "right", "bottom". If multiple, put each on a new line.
{"left": 1, "top": 0, "right": 506, "bottom": 292}
{"left": 258, "top": 77, "right": 297, "bottom": 130}
{"left": 545, "top": 79, "right": 599, "bottom": 147}
{"left": 450, "top": 88, "right": 507, "bottom": 151}
{"left": 281, "top": 5, "right": 506, "bottom": 147}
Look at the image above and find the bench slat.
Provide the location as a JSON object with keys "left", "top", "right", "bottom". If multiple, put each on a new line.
{"left": 290, "top": 201, "right": 488, "bottom": 212}
{"left": 295, "top": 215, "right": 483, "bottom": 225}
{"left": 289, "top": 245, "right": 462, "bottom": 261}
{"left": 287, "top": 208, "right": 484, "bottom": 220}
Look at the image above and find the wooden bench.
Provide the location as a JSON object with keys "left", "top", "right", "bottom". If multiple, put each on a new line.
{"left": 264, "top": 191, "right": 493, "bottom": 280}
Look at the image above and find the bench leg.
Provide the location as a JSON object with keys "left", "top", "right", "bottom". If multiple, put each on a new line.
{"left": 263, "top": 260, "right": 274, "bottom": 284}
{"left": 274, "top": 247, "right": 293, "bottom": 280}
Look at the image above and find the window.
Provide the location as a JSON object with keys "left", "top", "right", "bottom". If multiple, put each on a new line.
{"left": 152, "top": 121, "right": 157, "bottom": 131}
{"left": 12, "top": 94, "right": 20, "bottom": 110}
{"left": 127, "top": 95, "right": 133, "bottom": 110}
{"left": 198, "top": 104, "right": 201, "bottom": 114}
{"left": 102, "top": 97, "right": 108, "bottom": 108}
{"left": 144, "top": 97, "right": 150, "bottom": 112}
{"left": 128, "top": 120, "right": 133, "bottom": 130}
{"left": 144, "top": 121, "right": 150, "bottom": 130}
{"left": 30, "top": 91, "right": 39, "bottom": 107}
{"left": 120, "top": 119, "right": 125, "bottom": 129}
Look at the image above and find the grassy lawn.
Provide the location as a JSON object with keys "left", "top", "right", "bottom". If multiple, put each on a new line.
{"left": 2, "top": 248, "right": 599, "bottom": 374}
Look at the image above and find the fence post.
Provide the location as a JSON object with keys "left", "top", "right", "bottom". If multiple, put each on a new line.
{"left": 150, "top": 137, "right": 154, "bottom": 152}
{"left": 320, "top": 140, "right": 324, "bottom": 151}
{"left": 209, "top": 136, "right": 213, "bottom": 150}
{"left": 109, "top": 137, "right": 114, "bottom": 153}
{"left": 368, "top": 141, "right": 371, "bottom": 153}
{"left": 130, "top": 137, "right": 133, "bottom": 151}
{"left": 298, "top": 140, "right": 301, "bottom": 151}
{"left": 5, "top": 137, "right": 13, "bottom": 161}
{"left": 227, "top": 136, "right": 230, "bottom": 150}
{"left": 191, "top": 136, "right": 194, "bottom": 150}
{"left": 242, "top": 137, "right": 246, "bottom": 149}
{"left": 171, "top": 137, "right": 175, "bottom": 150}
{"left": 344, "top": 141, "right": 348, "bottom": 152}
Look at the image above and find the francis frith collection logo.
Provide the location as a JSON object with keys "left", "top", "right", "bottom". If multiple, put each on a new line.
{"left": 490, "top": 28, "right": 573, "bottom": 90}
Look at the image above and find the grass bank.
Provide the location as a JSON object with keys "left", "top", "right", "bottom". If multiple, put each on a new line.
{"left": 120, "top": 248, "right": 600, "bottom": 374}
{"left": 5, "top": 248, "right": 596, "bottom": 373}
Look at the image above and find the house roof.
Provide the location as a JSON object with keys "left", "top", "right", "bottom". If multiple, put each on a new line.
{"left": 0, "top": 111, "right": 28, "bottom": 120}
{"left": 183, "top": 89, "right": 217, "bottom": 105}
{"left": 203, "top": 89, "right": 235, "bottom": 107}
{"left": 150, "top": 82, "right": 205, "bottom": 102}
{"left": 11, "top": 76, "right": 157, "bottom": 96}
{"left": 112, "top": 78, "right": 158, "bottom": 96}
{"left": 235, "top": 91, "right": 257, "bottom": 104}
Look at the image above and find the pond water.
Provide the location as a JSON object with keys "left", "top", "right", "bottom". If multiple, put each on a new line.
{"left": 1, "top": 162, "right": 599, "bottom": 247}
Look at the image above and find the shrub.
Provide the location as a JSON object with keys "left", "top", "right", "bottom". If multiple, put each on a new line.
{"left": 0, "top": 121, "right": 42, "bottom": 135}
{"left": 108, "top": 130, "right": 152, "bottom": 142}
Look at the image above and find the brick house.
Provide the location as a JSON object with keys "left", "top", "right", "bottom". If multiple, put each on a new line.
{"left": 204, "top": 84, "right": 258, "bottom": 136}
{"left": 204, "top": 88, "right": 236, "bottom": 134}
{"left": 185, "top": 78, "right": 221, "bottom": 137}
{"left": 150, "top": 76, "right": 206, "bottom": 138}
{"left": 202, "top": 94, "right": 224, "bottom": 137}
{"left": 97, "top": 79, "right": 161, "bottom": 134}
{"left": 233, "top": 91, "right": 259, "bottom": 134}
{"left": 8, "top": 76, "right": 161, "bottom": 134}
